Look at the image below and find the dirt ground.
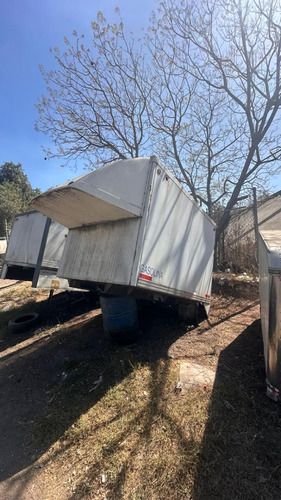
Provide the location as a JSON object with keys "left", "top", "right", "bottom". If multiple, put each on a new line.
{"left": 0, "top": 275, "right": 262, "bottom": 499}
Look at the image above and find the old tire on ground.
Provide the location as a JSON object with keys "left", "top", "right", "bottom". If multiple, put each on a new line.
{"left": 8, "top": 312, "right": 40, "bottom": 334}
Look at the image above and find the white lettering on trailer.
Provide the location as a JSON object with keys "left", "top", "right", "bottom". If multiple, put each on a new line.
{"left": 140, "top": 264, "right": 163, "bottom": 279}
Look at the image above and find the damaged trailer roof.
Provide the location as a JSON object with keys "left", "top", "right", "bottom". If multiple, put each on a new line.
{"left": 30, "top": 157, "right": 152, "bottom": 229}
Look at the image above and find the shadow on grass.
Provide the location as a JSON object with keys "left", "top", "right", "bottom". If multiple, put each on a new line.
{"left": 192, "top": 319, "right": 281, "bottom": 500}
{"left": 0, "top": 290, "right": 99, "bottom": 352}
{"left": 0, "top": 297, "right": 273, "bottom": 499}
{"left": 0, "top": 302, "right": 185, "bottom": 489}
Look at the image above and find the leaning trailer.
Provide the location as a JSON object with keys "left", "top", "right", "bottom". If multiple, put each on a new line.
{"left": 1, "top": 210, "right": 71, "bottom": 290}
{"left": 30, "top": 156, "right": 216, "bottom": 341}
{"left": 259, "top": 229, "right": 281, "bottom": 401}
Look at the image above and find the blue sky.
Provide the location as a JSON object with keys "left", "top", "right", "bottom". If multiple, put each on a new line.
{"left": 0, "top": 0, "right": 154, "bottom": 191}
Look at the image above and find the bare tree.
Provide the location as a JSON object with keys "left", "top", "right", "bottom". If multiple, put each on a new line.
{"left": 146, "top": 35, "right": 198, "bottom": 199}
{"left": 147, "top": 35, "right": 248, "bottom": 214}
{"left": 36, "top": 10, "right": 150, "bottom": 169}
{"left": 154, "top": 0, "right": 281, "bottom": 237}
{"left": 36, "top": 2, "right": 281, "bottom": 238}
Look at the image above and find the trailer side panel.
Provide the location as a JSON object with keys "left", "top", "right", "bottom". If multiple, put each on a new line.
{"left": 2, "top": 212, "right": 47, "bottom": 269}
{"left": 136, "top": 166, "right": 215, "bottom": 302}
{"left": 58, "top": 218, "right": 141, "bottom": 286}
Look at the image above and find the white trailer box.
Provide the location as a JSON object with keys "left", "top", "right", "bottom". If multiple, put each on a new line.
{"left": 30, "top": 156, "right": 216, "bottom": 317}
{"left": 1, "top": 210, "right": 71, "bottom": 290}
{"left": 259, "top": 229, "right": 281, "bottom": 400}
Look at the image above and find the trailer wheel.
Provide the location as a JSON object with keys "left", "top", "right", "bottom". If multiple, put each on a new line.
{"left": 8, "top": 312, "right": 40, "bottom": 334}
{"left": 178, "top": 302, "right": 199, "bottom": 326}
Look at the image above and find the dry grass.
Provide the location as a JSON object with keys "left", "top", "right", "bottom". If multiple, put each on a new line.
{"left": 33, "top": 357, "right": 210, "bottom": 499}
{"left": 1, "top": 277, "right": 281, "bottom": 499}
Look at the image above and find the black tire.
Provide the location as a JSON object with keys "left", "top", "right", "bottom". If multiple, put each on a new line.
{"left": 8, "top": 312, "right": 40, "bottom": 334}
{"left": 178, "top": 302, "right": 199, "bottom": 326}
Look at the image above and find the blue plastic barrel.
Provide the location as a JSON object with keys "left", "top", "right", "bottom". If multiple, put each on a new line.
{"left": 100, "top": 295, "right": 140, "bottom": 344}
